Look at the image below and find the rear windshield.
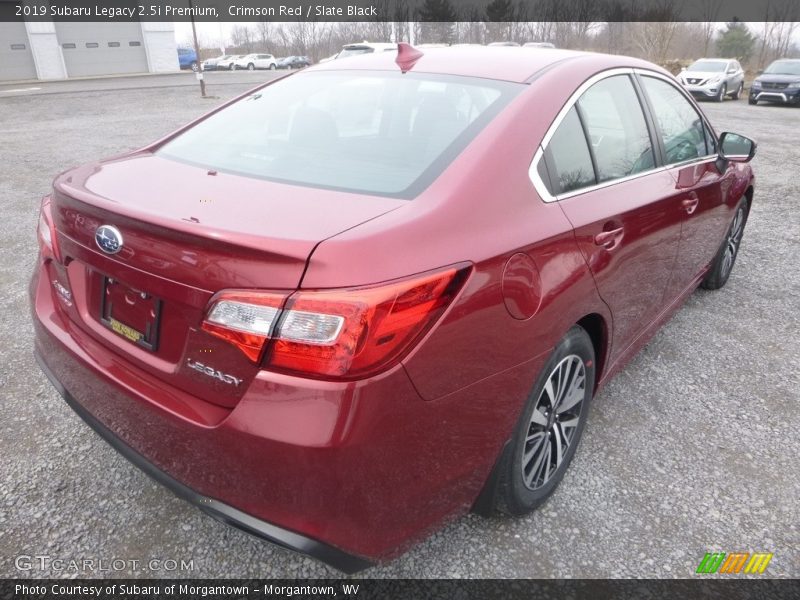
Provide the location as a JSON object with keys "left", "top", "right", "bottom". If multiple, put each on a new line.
{"left": 157, "top": 71, "right": 521, "bottom": 198}
{"left": 688, "top": 60, "right": 727, "bottom": 72}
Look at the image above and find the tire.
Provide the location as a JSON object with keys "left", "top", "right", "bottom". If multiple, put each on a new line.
{"left": 732, "top": 82, "right": 743, "bottom": 100}
{"left": 228, "top": 64, "right": 234, "bottom": 71}
{"left": 748, "top": 97, "right": 758, "bottom": 105}
{"left": 269, "top": 63, "right": 277, "bottom": 70}
{"left": 494, "top": 326, "right": 596, "bottom": 515}
{"left": 247, "top": 63, "right": 255, "bottom": 71}
{"left": 701, "top": 199, "right": 749, "bottom": 290}
{"left": 716, "top": 83, "right": 726, "bottom": 102}
{"left": 190, "top": 61, "right": 199, "bottom": 73}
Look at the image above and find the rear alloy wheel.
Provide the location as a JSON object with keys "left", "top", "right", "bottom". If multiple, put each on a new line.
{"left": 494, "top": 326, "right": 595, "bottom": 515}
{"left": 248, "top": 63, "right": 255, "bottom": 71}
{"left": 701, "top": 200, "right": 748, "bottom": 290}
{"left": 270, "top": 63, "right": 277, "bottom": 70}
{"left": 190, "top": 61, "right": 199, "bottom": 73}
{"left": 716, "top": 83, "right": 727, "bottom": 102}
{"left": 732, "top": 82, "right": 744, "bottom": 100}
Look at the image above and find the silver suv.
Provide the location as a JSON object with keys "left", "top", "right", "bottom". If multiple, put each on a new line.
{"left": 678, "top": 59, "right": 745, "bottom": 101}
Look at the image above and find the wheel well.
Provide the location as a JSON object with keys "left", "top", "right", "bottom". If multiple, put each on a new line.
{"left": 744, "top": 185, "right": 754, "bottom": 213}
{"left": 576, "top": 314, "right": 607, "bottom": 386}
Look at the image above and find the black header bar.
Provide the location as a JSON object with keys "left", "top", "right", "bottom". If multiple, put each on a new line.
{"left": 1, "top": 0, "right": 799, "bottom": 22}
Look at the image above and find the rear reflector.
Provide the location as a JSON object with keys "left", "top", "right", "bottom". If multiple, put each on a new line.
{"left": 201, "top": 265, "right": 471, "bottom": 379}
{"left": 37, "top": 197, "right": 59, "bottom": 261}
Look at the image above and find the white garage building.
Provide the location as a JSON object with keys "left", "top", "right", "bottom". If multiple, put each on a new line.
{"left": 0, "top": 11, "right": 179, "bottom": 81}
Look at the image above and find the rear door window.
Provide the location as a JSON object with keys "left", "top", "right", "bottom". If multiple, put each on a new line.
{"left": 543, "top": 107, "right": 596, "bottom": 194}
{"left": 576, "top": 75, "right": 655, "bottom": 182}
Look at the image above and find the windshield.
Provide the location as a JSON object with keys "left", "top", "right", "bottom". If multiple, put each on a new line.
{"left": 688, "top": 60, "right": 727, "bottom": 72}
{"left": 157, "top": 71, "right": 520, "bottom": 198}
{"left": 764, "top": 61, "right": 800, "bottom": 75}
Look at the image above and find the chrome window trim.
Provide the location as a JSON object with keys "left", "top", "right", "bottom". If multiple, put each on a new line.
{"left": 529, "top": 67, "right": 719, "bottom": 203}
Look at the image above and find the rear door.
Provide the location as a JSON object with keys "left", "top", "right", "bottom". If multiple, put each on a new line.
{"left": 637, "top": 74, "right": 728, "bottom": 300}
{"left": 540, "top": 72, "right": 684, "bottom": 364}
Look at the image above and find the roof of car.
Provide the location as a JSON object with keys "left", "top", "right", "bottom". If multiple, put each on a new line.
{"left": 309, "top": 45, "right": 663, "bottom": 84}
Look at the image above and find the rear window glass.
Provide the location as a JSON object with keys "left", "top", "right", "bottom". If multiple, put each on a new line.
{"left": 157, "top": 71, "right": 520, "bottom": 198}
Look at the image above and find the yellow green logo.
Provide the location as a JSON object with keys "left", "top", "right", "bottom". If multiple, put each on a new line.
{"left": 696, "top": 552, "right": 773, "bottom": 574}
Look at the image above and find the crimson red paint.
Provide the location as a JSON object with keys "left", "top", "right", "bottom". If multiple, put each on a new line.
{"left": 30, "top": 47, "right": 755, "bottom": 571}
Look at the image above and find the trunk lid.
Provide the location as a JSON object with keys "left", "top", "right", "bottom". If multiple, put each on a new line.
{"left": 50, "top": 153, "right": 403, "bottom": 407}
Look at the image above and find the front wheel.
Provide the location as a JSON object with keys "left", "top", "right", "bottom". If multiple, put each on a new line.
{"left": 716, "top": 83, "right": 727, "bottom": 102}
{"left": 749, "top": 97, "right": 758, "bottom": 105}
{"left": 701, "top": 199, "right": 748, "bottom": 290}
{"left": 269, "top": 63, "right": 277, "bottom": 70}
{"left": 247, "top": 63, "right": 255, "bottom": 71}
{"left": 190, "top": 61, "right": 199, "bottom": 72}
{"left": 494, "top": 326, "right": 595, "bottom": 515}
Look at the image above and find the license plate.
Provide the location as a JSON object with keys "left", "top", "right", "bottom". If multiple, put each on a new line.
{"left": 100, "top": 276, "right": 162, "bottom": 351}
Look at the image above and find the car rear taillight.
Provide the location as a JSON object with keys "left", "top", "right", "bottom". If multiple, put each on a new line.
{"left": 201, "top": 266, "right": 471, "bottom": 379}
{"left": 37, "top": 197, "right": 60, "bottom": 261}
{"left": 202, "top": 291, "right": 286, "bottom": 362}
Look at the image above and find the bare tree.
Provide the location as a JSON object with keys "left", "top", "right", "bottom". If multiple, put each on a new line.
{"left": 697, "top": 0, "right": 724, "bottom": 55}
{"left": 230, "top": 24, "right": 256, "bottom": 53}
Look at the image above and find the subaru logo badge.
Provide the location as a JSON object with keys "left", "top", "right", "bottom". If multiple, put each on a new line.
{"left": 95, "top": 225, "right": 123, "bottom": 255}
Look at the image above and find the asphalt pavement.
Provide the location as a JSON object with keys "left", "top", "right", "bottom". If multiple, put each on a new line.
{"left": 0, "top": 74, "right": 798, "bottom": 579}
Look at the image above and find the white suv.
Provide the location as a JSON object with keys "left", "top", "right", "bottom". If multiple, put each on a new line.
{"left": 678, "top": 58, "right": 745, "bottom": 102}
{"left": 234, "top": 54, "right": 278, "bottom": 71}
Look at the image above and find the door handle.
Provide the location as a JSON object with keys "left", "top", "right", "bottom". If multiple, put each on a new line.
{"left": 594, "top": 227, "right": 624, "bottom": 249}
{"left": 682, "top": 197, "right": 699, "bottom": 215}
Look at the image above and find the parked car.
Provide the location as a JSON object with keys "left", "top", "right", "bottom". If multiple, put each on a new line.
{"left": 32, "top": 45, "right": 756, "bottom": 573}
{"left": 216, "top": 55, "right": 242, "bottom": 70}
{"left": 177, "top": 47, "right": 198, "bottom": 72}
{"left": 278, "top": 56, "right": 312, "bottom": 69}
{"left": 201, "top": 55, "right": 232, "bottom": 71}
{"left": 749, "top": 58, "right": 800, "bottom": 106}
{"left": 677, "top": 58, "right": 745, "bottom": 101}
{"left": 333, "top": 42, "right": 397, "bottom": 59}
{"left": 524, "top": 42, "right": 556, "bottom": 49}
{"left": 234, "top": 53, "right": 278, "bottom": 70}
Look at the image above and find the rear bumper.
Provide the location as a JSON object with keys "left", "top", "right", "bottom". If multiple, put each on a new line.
{"left": 30, "top": 259, "right": 528, "bottom": 568}
{"left": 34, "top": 353, "right": 373, "bottom": 574}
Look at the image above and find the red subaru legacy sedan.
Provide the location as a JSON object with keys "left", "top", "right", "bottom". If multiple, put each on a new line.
{"left": 31, "top": 45, "right": 755, "bottom": 571}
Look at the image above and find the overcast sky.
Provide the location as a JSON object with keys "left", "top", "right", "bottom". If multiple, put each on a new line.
{"left": 173, "top": 21, "right": 799, "bottom": 51}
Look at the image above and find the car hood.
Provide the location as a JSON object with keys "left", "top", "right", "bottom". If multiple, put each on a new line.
{"left": 681, "top": 71, "right": 726, "bottom": 80}
{"left": 755, "top": 74, "right": 800, "bottom": 84}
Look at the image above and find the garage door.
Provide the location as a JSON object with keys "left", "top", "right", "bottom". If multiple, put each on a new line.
{"left": 56, "top": 22, "right": 148, "bottom": 77}
{"left": 0, "top": 20, "right": 37, "bottom": 81}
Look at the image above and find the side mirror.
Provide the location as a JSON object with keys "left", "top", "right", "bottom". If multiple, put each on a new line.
{"left": 727, "top": 69, "right": 736, "bottom": 74}
{"left": 716, "top": 132, "right": 757, "bottom": 171}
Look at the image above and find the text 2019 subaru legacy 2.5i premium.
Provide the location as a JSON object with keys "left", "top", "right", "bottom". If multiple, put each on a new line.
{"left": 31, "top": 45, "right": 756, "bottom": 572}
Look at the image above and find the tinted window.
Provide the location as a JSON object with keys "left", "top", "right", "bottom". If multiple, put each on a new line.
{"left": 640, "top": 76, "right": 709, "bottom": 164}
{"left": 543, "top": 107, "right": 595, "bottom": 194}
{"left": 577, "top": 75, "right": 654, "bottom": 182}
{"left": 158, "top": 71, "right": 520, "bottom": 198}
